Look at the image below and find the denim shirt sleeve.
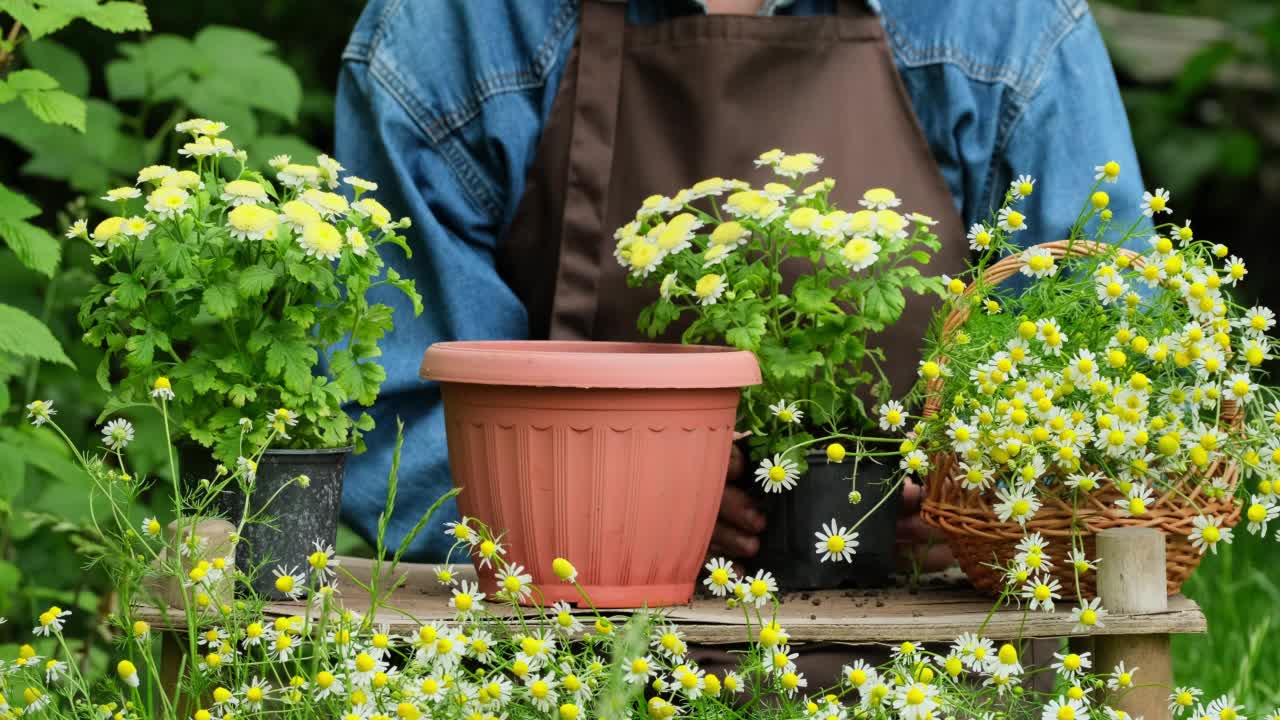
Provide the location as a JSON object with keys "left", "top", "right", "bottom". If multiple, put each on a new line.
{"left": 991, "top": 10, "right": 1148, "bottom": 250}
{"left": 334, "top": 1, "right": 574, "bottom": 561}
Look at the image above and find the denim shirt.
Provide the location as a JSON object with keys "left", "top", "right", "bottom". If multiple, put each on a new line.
{"left": 335, "top": 0, "right": 1147, "bottom": 561}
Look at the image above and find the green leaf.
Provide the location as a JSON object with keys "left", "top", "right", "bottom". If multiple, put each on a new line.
{"left": 0, "top": 81, "right": 16, "bottom": 104}
{"left": 0, "top": 303, "right": 73, "bottom": 366}
{"left": 123, "top": 326, "right": 170, "bottom": 367}
{"left": 792, "top": 276, "right": 837, "bottom": 315}
{"left": 265, "top": 333, "right": 317, "bottom": 394}
{"left": 201, "top": 283, "right": 238, "bottom": 319}
{"left": 23, "top": 39, "right": 90, "bottom": 96}
{"left": 0, "top": 182, "right": 41, "bottom": 220}
{"left": 192, "top": 26, "right": 301, "bottom": 122}
{"left": 112, "top": 276, "right": 145, "bottom": 308}
{"left": 5, "top": 68, "right": 59, "bottom": 91}
{"left": 0, "top": 560, "right": 21, "bottom": 598}
{"left": 384, "top": 268, "right": 423, "bottom": 316}
{"left": 83, "top": 1, "right": 149, "bottom": 33}
{"left": 0, "top": 217, "right": 60, "bottom": 275}
{"left": 228, "top": 384, "right": 256, "bottom": 407}
{"left": 21, "top": 88, "right": 86, "bottom": 131}
{"left": 329, "top": 349, "right": 386, "bottom": 406}
{"left": 863, "top": 283, "right": 906, "bottom": 325}
{"left": 758, "top": 340, "right": 824, "bottom": 381}
{"left": 0, "top": 0, "right": 75, "bottom": 39}
{"left": 724, "top": 314, "right": 767, "bottom": 351}
{"left": 237, "top": 264, "right": 277, "bottom": 298}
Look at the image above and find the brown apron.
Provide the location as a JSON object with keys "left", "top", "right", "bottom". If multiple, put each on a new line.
{"left": 493, "top": 0, "right": 1046, "bottom": 688}
{"left": 499, "top": 0, "right": 968, "bottom": 397}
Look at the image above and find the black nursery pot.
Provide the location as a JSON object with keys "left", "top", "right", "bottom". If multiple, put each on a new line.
{"left": 180, "top": 446, "right": 350, "bottom": 600}
{"left": 751, "top": 450, "right": 902, "bottom": 590}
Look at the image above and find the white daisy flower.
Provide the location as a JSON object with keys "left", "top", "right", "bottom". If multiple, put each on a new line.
{"left": 1141, "top": 188, "right": 1172, "bottom": 217}
{"left": 1189, "top": 514, "right": 1232, "bottom": 555}
{"left": 1070, "top": 598, "right": 1108, "bottom": 634}
{"left": 754, "top": 454, "right": 799, "bottom": 493}
{"left": 814, "top": 519, "right": 859, "bottom": 563}
{"left": 769, "top": 399, "right": 803, "bottom": 424}
{"left": 998, "top": 206, "right": 1028, "bottom": 233}
{"left": 100, "top": 418, "right": 135, "bottom": 451}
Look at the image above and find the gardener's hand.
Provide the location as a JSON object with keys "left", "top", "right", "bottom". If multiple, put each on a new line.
{"left": 896, "top": 478, "right": 954, "bottom": 572}
{"left": 709, "top": 444, "right": 766, "bottom": 560}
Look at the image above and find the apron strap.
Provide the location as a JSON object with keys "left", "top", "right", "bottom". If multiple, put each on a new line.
{"left": 549, "top": 0, "right": 627, "bottom": 338}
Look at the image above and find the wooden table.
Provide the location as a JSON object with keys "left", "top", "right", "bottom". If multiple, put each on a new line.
{"left": 136, "top": 527, "right": 1202, "bottom": 720}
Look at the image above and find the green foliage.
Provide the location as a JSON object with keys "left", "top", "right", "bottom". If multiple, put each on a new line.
{"left": 625, "top": 158, "right": 944, "bottom": 461}
{"left": 77, "top": 134, "right": 420, "bottom": 462}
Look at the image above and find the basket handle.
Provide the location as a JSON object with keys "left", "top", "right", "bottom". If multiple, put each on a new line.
{"left": 923, "top": 239, "right": 1144, "bottom": 417}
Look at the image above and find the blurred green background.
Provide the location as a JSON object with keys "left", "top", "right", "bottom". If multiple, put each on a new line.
{"left": 1, "top": 0, "right": 1277, "bottom": 707}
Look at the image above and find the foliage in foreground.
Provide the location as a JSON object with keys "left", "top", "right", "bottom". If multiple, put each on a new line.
{"left": 0, "top": 394, "right": 1269, "bottom": 720}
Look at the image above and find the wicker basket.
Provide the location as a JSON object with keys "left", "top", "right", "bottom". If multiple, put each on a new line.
{"left": 919, "top": 240, "right": 1243, "bottom": 597}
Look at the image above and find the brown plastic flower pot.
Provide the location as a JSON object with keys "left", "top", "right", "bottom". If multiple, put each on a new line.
{"left": 421, "top": 341, "right": 761, "bottom": 608}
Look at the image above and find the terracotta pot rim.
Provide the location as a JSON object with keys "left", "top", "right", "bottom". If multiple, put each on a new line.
{"left": 421, "top": 340, "right": 762, "bottom": 389}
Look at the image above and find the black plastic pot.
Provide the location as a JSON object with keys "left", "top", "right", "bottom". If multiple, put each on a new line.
{"left": 751, "top": 450, "right": 902, "bottom": 590}
{"left": 179, "top": 445, "right": 350, "bottom": 600}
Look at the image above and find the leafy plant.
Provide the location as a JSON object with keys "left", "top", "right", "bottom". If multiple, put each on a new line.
{"left": 77, "top": 120, "right": 422, "bottom": 461}
{"left": 616, "top": 149, "right": 943, "bottom": 461}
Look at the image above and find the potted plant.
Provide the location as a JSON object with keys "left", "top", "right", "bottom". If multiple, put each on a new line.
{"left": 420, "top": 340, "right": 761, "bottom": 608}
{"left": 914, "top": 166, "right": 1274, "bottom": 599}
{"left": 616, "top": 150, "right": 945, "bottom": 589}
{"left": 77, "top": 118, "right": 421, "bottom": 597}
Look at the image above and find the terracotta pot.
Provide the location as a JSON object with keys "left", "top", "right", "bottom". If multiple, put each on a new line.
{"left": 421, "top": 341, "right": 761, "bottom": 608}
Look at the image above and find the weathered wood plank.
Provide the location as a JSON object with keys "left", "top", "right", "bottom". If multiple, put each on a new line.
{"left": 132, "top": 556, "right": 1207, "bottom": 643}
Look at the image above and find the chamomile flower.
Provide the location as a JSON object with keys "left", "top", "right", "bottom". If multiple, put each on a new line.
{"left": 449, "top": 580, "right": 484, "bottom": 615}
{"left": 102, "top": 186, "right": 141, "bottom": 202}
{"left": 967, "top": 223, "right": 994, "bottom": 251}
{"left": 1189, "top": 514, "right": 1232, "bottom": 555}
{"left": 1021, "top": 574, "right": 1062, "bottom": 612}
{"left": 1021, "top": 247, "right": 1057, "bottom": 278}
{"left": 998, "top": 207, "right": 1028, "bottom": 233}
{"left": 1095, "top": 161, "right": 1121, "bottom": 183}
{"left": 694, "top": 273, "right": 727, "bottom": 306}
{"left": 860, "top": 187, "right": 901, "bottom": 210}
{"left": 1245, "top": 495, "right": 1278, "bottom": 535}
{"left": 623, "top": 656, "right": 655, "bottom": 685}
{"left": 1170, "top": 687, "right": 1203, "bottom": 715}
{"left": 298, "top": 221, "right": 344, "bottom": 261}
{"left": 227, "top": 204, "right": 279, "bottom": 241}
{"left": 840, "top": 236, "right": 881, "bottom": 271}
{"left": 703, "top": 557, "right": 736, "bottom": 597}
{"left": 1223, "top": 255, "right": 1248, "bottom": 285}
{"left": 742, "top": 571, "right": 778, "bottom": 607}
{"left": 878, "top": 400, "right": 907, "bottom": 431}
{"left": 1010, "top": 174, "right": 1036, "bottom": 199}
{"left": 1107, "top": 661, "right": 1138, "bottom": 691}
{"left": 1141, "top": 188, "right": 1172, "bottom": 216}
{"left": 1242, "top": 306, "right": 1276, "bottom": 335}
{"left": 1042, "top": 697, "right": 1086, "bottom": 720}
{"left": 272, "top": 565, "right": 307, "bottom": 599}
{"left": 496, "top": 564, "right": 534, "bottom": 601}
{"left": 26, "top": 399, "right": 55, "bottom": 426}
{"left": 899, "top": 449, "right": 929, "bottom": 476}
{"left": 755, "top": 454, "right": 799, "bottom": 493}
{"left": 1051, "top": 651, "right": 1093, "bottom": 678}
{"left": 34, "top": 606, "right": 71, "bottom": 637}
{"left": 307, "top": 540, "right": 338, "bottom": 580}
{"left": 1071, "top": 598, "right": 1108, "bottom": 633}
{"left": 122, "top": 216, "right": 153, "bottom": 240}
{"left": 1116, "top": 483, "right": 1156, "bottom": 517}
{"left": 770, "top": 400, "right": 803, "bottom": 424}
{"left": 814, "top": 519, "right": 859, "bottom": 563}
{"left": 145, "top": 186, "right": 191, "bottom": 218}
{"left": 100, "top": 418, "right": 135, "bottom": 450}
{"left": 994, "top": 487, "right": 1041, "bottom": 526}
{"left": 220, "top": 179, "right": 267, "bottom": 206}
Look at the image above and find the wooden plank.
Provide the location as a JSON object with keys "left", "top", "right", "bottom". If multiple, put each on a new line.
{"left": 132, "top": 556, "right": 1207, "bottom": 643}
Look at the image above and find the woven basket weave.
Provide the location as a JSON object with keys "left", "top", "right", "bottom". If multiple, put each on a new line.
{"left": 919, "top": 240, "right": 1243, "bottom": 597}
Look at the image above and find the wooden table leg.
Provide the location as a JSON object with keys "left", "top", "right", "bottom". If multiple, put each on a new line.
{"left": 160, "top": 631, "right": 186, "bottom": 713}
{"left": 1093, "top": 527, "right": 1174, "bottom": 720}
